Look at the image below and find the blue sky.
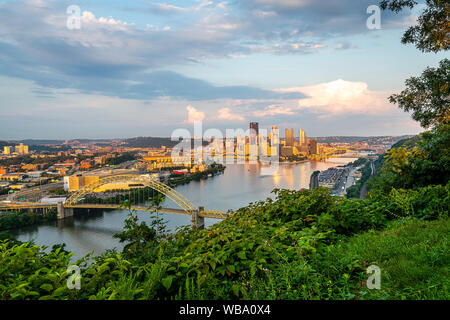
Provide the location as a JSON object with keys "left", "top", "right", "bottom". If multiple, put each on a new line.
{"left": 0, "top": 0, "right": 447, "bottom": 139}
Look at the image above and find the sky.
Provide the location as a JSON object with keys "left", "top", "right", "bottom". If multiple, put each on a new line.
{"left": 0, "top": 0, "right": 447, "bottom": 139}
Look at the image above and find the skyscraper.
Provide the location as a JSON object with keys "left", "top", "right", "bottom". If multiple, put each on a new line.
{"left": 310, "top": 140, "right": 319, "bottom": 155}
{"left": 248, "top": 122, "right": 259, "bottom": 160}
{"left": 249, "top": 122, "right": 259, "bottom": 142}
{"left": 271, "top": 125, "right": 279, "bottom": 145}
{"left": 299, "top": 129, "right": 306, "bottom": 146}
{"left": 285, "top": 128, "right": 294, "bottom": 147}
{"left": 268, "top": 125, "right": 280, "bottom": 158}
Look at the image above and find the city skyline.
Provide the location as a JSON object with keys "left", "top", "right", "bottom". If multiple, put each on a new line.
{"left": 0, "top": 120, "right": 416, "bottom": 141}
{"left": 1, "top": 0, "right": 447, "bottom": 140}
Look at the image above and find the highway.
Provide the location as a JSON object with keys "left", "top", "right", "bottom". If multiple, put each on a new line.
{"left": 332, "top": 168, "right": 350, "bottom": 195}
{"left": 7, "top": 181, "right": 64, "bottom": 201}
{"left": 332, "top": 165, "right": 360, "bottom": 196}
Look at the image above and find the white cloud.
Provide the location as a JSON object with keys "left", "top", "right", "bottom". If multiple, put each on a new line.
{"left": 245, "top": 42, "right": 325, "bottom": 55}
{"left": 217, "top": 108, "right": 245, "bottom": 121}
{"left": 255, "top": 10, "right": 277, "bottom": 18}
{"left": 81, "top": 11, "right": 130, "bottom": 29}
{"left": 186, "top": 105, "right": 205, "bottom": 123}
{"left": 255, "top": 105, "right": 295, "bottom": 117}
{"left": 147, "top": 0, "right": 221, "bottom": 13}
{"left": 254, "top": 0, "right": 313, "bottom": 9}
{"left": 278, "top": 79, "right": 394, "bottom": 116}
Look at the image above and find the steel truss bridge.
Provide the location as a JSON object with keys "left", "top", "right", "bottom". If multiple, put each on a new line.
{"left": 309, "top": 148, "right": 364, "bottom": 160}
{"left": 0, "top": 175, "right": 231, "bottom": 225}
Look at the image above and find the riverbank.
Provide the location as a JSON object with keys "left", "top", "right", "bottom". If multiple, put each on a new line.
{"left": 0, "top": 209, "right": 57, "bottom": 233}
{"left": 167, "top": 163, "right": 226, "bottom": 188}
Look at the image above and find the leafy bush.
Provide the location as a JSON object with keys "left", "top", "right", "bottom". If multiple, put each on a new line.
{"left": 371, "top": 124, "right": 450, "bottom": 192}
{"left": 0, "top": 180, "right": 447, "bottom": 300}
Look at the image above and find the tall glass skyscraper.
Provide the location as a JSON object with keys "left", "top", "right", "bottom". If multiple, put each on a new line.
{"left": 299, "top": 129, "right": 306, "bottom": 146}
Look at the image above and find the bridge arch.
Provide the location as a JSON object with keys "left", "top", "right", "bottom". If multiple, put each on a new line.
{"left": 65, "top": 174, "right": 196, "bottom": 213}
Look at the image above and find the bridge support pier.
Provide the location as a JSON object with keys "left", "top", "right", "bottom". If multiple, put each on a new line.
{"left": 57, "top": 202, "right": 73, "bottom": 220}
{"left": 192, "top": 206, "right": 205, "bottom": 230}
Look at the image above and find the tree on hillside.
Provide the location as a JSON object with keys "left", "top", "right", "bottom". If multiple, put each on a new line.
{"left": 363, "top": 1, "right": 450, "bottom": 192}
{"left": 389, "top": 59, "right": 449, "bottom": 128}
{"left": 380, "top": 0, "right": 449, "bottom": 52}
{"left": 370, "top": 124, "right": 450, "bottom": 190}
{"left": 380, "top": 0, "right": 449, "bottom": 128}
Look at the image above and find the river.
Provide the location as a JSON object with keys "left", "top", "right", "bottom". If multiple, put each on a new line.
{"left": 10, "top": 158, "right": 356, "bottom": 260}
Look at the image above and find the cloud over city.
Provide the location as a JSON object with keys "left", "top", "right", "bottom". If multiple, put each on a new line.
{"left": 0, "top": 0, "right": 437, "bottom": 138}
{"left": 278, "top": 79, "right": 394, "bottom": 117}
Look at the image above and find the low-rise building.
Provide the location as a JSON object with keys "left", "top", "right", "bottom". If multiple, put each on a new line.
{"left": 41, "top": 196, "right": 68, "bottom": 204}
{"left": 56, "top": 167, "right": 69, "bottom": 176}
{"left": 143, "top": 155, "right": 192, "bottom": 170}
{"left": 80, "top": 160, "right": 92, "bottom": 169}
{"left": 21, "top": 163, "right": 38, "bottom": 172}
{"left": 191, "top": 164, "right": 207, "bottom": 173}
{"left": 10, "top": 184, "right": 25, "bottom": 190}
{"left": 0, "top": 173, "right": 23, "bottom": 181}
{"left": 65, "top": 174, "right": 100, "bottom": 192}
{"left": 3, "top": 146, "right": 12, "bottom": 155}
{"left": 0, "top": 181, "right": 10, "bottom": 189}
{"left": 15, "top": 143, "right": 29, "bottom": 155}
{"left": 94, "top": 155, "right": 107, "bottom": 165}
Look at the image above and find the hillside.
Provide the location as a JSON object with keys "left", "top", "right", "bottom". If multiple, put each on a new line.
{"left": 0, "top": 183, "right": 448, "bottom": 300}
{"left": 125, "top": 137, "right": 179, "bottom": 148}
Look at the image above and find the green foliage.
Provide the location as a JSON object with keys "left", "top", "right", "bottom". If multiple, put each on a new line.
{"left": 113, "top": 194, "right": 167, "bottom": 263}
{"left": 83, "top": 187, "right": 162, "bottom": 205}
{"left": 380, "top": 0, "right": 449, "bottom": 53}
{"left": 388, "top": 59, "right": 449, "bottom": 129}
{"left": 2, "top": 182, "right": 447, "bottom": 300}
{"left": 0, "top": 241, "right": 76, "bottom": 300}
{"left": 319, "top": 218, "right": 449, "bottom": 300}
{"left": 368, "top": 183, "right": 450, "bottom": 220}
{"left": 371, "top": 124, "right": 450, "bottom": 191}
{"left": 168, "top": 164, "right": 225, "bottom": 186}
{"left": 0, "top": 210, "right": 57, "bottom": 232}
{"left": 346, "top": 158, "right": 380, "bottom": 198}
{"left": 350, "top": 158, "right": 368, "bottom": 167}
{"left": 345, "top": 184, "right": 360, "bottom": 199}
{"left": 0, "top": 187, "right": 12, "bottom": 196}
{"left": 49, "top": 188, "right": 69, "bottom": 196}
{"left": 105, "top": 153, "right": 136, "bottom": 166}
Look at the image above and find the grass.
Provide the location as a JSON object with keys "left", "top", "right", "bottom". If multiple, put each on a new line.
{"left": 331, "top": 218, "right": 449, "bottom": 300}
{"left": 243, "top": 217, "right": 449, "bottom": 300}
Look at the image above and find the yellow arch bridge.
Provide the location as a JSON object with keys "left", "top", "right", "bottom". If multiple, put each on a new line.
{"left": 0, "top": 174, "right": 231, "bottom": 229}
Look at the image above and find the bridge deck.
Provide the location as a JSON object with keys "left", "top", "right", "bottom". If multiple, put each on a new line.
{"left": 0, "top": 203, "right": 230, "bottom": 219}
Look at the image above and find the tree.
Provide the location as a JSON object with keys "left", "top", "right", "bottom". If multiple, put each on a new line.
{"left": 380, "top": 0, "right": 450, "bottom": 52}
{"left": 388, "top": 58, "right": 449, "bottom": 128}
{"left": 113, "top": 194, "right": 167, "bottom": 262}
{"left": 370, "top": 124, "right": 450, "bottom": 191}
